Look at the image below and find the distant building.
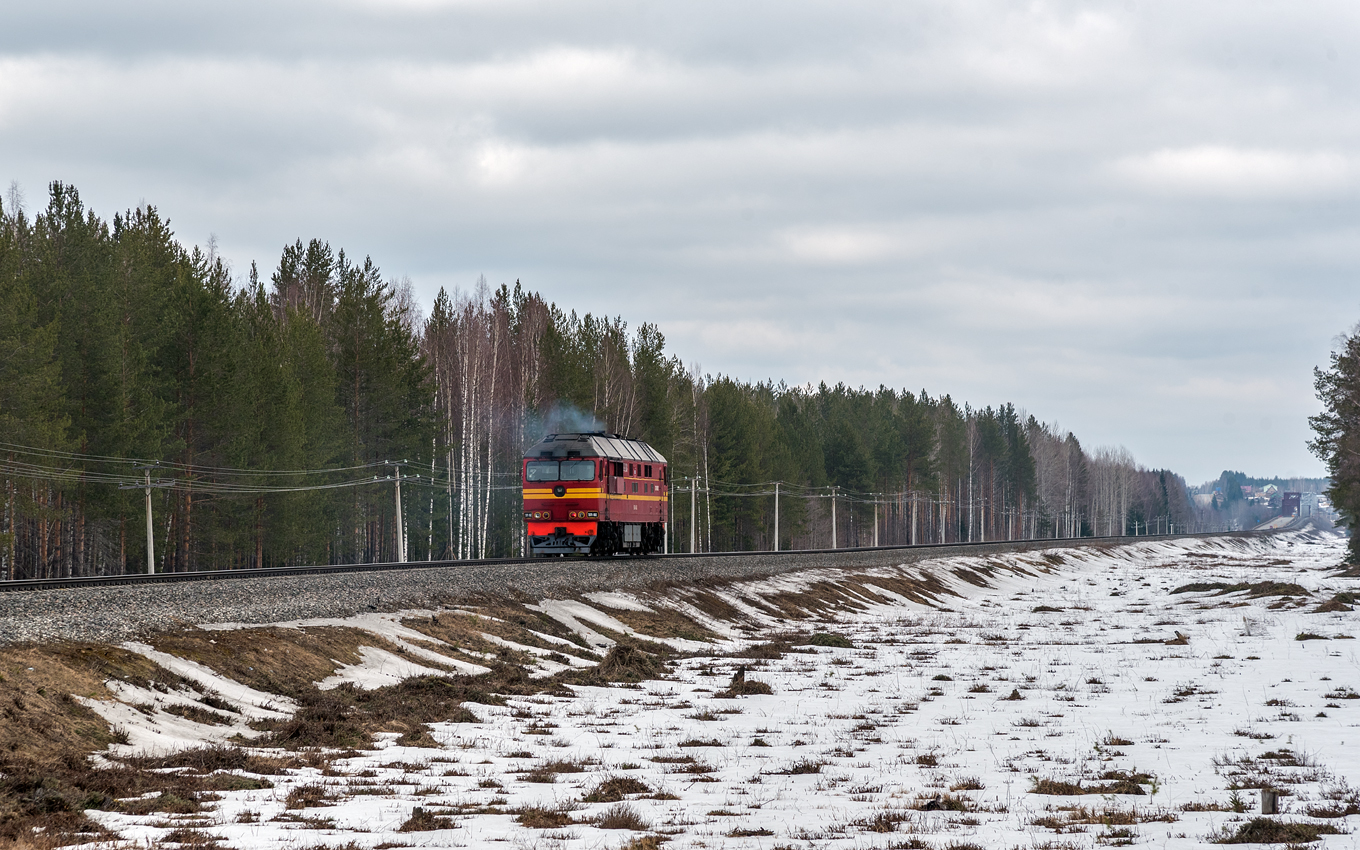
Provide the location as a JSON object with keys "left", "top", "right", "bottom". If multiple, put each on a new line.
{"left": 1193, "top": 493, "right": 1215, "bottom": 509}
{"left": 1281, "top": 492, "right": 1301, "bottom": 517}
{"left": 1301, "top": 493, "right": 1321, "bottom": 516}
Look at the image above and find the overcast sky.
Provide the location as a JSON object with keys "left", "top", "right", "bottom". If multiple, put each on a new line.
{"left": 3, "top": 0, "right": 1356, "bottom": 484}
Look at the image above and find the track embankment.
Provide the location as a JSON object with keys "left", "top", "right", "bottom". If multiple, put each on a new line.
{"left": 0, "top": 533, "right": 1257, "bottom": 647}
{"left": 0, "top": 526, "right": 1347, "bottom": 849}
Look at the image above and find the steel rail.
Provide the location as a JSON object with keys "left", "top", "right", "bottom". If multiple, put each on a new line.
{"left": 0, "top": 529, "right": 1273, "bottom": 594}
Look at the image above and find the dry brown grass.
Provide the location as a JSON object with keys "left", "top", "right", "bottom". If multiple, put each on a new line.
{"left": 1058, "top": 805, "right": 1177, "bottom": 825}
{"left": 431, "top": 597, "right": 598, "bottom": 657}
{"left": 515, "top": 805, "right": 575, "bottom": 828}
{"left": 562, "top": 642, "right": 668, "bottom": 685}
{"left": 595, "top": 802, "right": 650, "bottom": 830}
{"left": 1315, "top": 593, "right": 1357, "bottom": 613}
{"left": 1214, "top": 818, "right": 1343, "bottom": 844}
{"left": 678, "top": 587, "right": 752, "bottom": 623}
{"left": 0, "top": 744, "right": 291, "bottom": 847}
{"left": 125, "top": 744, "right": 297, "bottom": 776}
{"left": 857, "top": 808, "right": 914, "bottom": 833}
{"left": 284, "top": 783, "right": 338, "bottom": 809}
{"left": 759, "top": 580, "right": 871, "bottom": 618}
{"left": 843, "top": 574, "right": 954, "bottom": 606}
{"left": 583, "top": 775, "right": 651, "bottom": 802}
{"left": 1030, "top": 770, "right": 1151, "bottom": 796}
{"left": 728, "top": 636, "right": 806, "bottom": 659}
{"left": 399, "top": 613, "right": 532, "bottom": 665}
{"left": 398, "top": 806, "right": 459, "bottom": 831}
{"left": 676, "top": 570, "right": 960, "bottom": 624}
{"left": 0, "top": 646, "right": 146, "bottom": 762}
{"left": 0, "top": 619, "right": 567, "bottom": 843}
{"left": 394, "top": 728, "right": 441, "bottom": 747}
{"left": 258, "top": 666, "right": 542, "bottom": 749}
{"left": 716, "top": 678, "right": 773, "bottom": 698}
{"left": 149, "top": 626, "right": 399, "bottom": 698}
{"left": 595, "top": 604, "right": 719, "bottom": 643}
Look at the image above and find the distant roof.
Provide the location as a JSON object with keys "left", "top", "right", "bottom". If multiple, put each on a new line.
{"left": 525, "top": 432, "right": 667, "bottom": 463}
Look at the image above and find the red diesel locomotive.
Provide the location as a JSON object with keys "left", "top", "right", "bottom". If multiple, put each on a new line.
{"left": 522, "top": 432, "right": 668, "bottom": 556}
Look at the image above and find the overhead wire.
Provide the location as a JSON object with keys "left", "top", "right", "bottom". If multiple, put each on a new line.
{"left": 2, "top": 438, "right": 941, "bottom": 504}
{"left": 0, "top": 440, "right": 396, "bottom": 477}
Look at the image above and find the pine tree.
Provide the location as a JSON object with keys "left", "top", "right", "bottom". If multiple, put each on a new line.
{"left": 329, "top": 252, "right": 432, "bottom": 562}
{"left": 1310, "top": 326, "right": 1360, "bottom": 560}
{"left": 0, "top": 195, "right": 70, "bottom": 579}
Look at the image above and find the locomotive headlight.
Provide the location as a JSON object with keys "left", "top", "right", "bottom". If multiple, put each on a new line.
{"left": 587, "top": 511, "right": 598, "bottom": 518}
{"left": 523, "top": 511, "right": 532, "bottom": 519}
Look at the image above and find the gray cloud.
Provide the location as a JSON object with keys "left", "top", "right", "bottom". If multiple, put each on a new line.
{"left": 3, "top": 0, "right": 1357, "bottom": 482}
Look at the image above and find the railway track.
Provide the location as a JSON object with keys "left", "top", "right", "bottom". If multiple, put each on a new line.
{"left": 0, "top": 530, "right": 1264, "bottom": 593}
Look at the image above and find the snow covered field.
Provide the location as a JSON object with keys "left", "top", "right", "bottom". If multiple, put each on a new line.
{"left": 80, "top": 531, "right": 1360, "bottom": 849}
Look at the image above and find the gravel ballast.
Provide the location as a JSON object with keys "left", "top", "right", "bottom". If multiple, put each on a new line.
{"left": 0, "top": 535, "right": 1245, "bottom": 646}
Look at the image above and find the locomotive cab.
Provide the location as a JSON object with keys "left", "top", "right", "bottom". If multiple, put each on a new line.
{"left": 522, "top": 432, "right": 668, "bottom": 556}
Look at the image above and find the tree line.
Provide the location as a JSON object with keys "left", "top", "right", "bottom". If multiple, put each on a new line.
{"left": 1, "top": 183, "right": 1201, "bottom": 579}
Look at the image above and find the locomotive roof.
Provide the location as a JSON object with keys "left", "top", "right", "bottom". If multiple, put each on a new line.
{"left": 524, "top": 432, "right": 667, "bottom": 463}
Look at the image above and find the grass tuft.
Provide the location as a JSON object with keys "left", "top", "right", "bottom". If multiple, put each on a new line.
{"left": 595, "top": 802, "right": 651, "bottom": 830}
{"left": 583, "top": 775, "right": 651, "bottom": 803}
{"left": 773, "top": 757, "right": 827, "bottom": 775}
{"left": 398, "top": 806, "right": 458, "bottom": 831}
{"left": 1213, "top": 817, "right": 1343, "bottom": 844}
{"left": 805, "top": 633, "right": 854, "bottom": 648}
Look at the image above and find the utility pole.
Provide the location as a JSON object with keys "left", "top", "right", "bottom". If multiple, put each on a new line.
{"left": 392, "top": 464, "right": 406, "bottom": 563}
{"left": 774, "top": 482, "right": 780, "bottom": 552}
{"left": 831, "top": 486, "right": 837, "bottom": 550}
{"left": 689, "top": 476, "right": 697, "bottom": 554}
{"left": 910, "top": 492, "right": 917, "bottom": 546}
{"left": 873, "top": 499, "right": 879, "bottom": 548}
{"left": 124, "top": 465, "right": 171, "bottom": 575}
{"left": 144, "top": 468, "right": 155, "bottom": 573}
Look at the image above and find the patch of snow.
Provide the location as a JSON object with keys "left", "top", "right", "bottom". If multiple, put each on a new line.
{"left": 93, "top": 530, "right": 1360, "bottom": 850}
{"left": 317, "top": 645, "right": 452, "bottom": 690}
{"left": 481, "top": 632, "right": 596, "bottom": 667}
{"left": 527, "top": 600, "right": 629, "bottom": 649}
{"left": 74, "top": 688, "right": 257, "bottom": 757}
{"left": 582, "top": 590, "right": 654, "bottom": 612}
{"left": 202, "top": 608, "right": 490, "bottom": 675}
{"left": 121, "top": 642, "right": 296, "bottom": 719}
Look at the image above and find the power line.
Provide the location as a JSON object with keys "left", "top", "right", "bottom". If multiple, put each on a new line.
{"left": 0, "top": 440, "right": 394, "bottom": 477}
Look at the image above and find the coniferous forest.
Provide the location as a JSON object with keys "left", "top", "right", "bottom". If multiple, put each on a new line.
{"left": 0, "top": 184, "right": 1202, "bottom": 579}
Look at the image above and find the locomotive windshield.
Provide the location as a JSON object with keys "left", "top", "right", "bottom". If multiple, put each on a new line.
{"left": 525, "top": 460, "right": 597, "bottom": 482}
{"left": 561, "top": 460, "right": 596, "bottom": 480}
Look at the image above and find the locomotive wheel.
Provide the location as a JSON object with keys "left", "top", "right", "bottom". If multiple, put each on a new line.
{"left": 590, "top": 521, "right": 619, "bottom": 557}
